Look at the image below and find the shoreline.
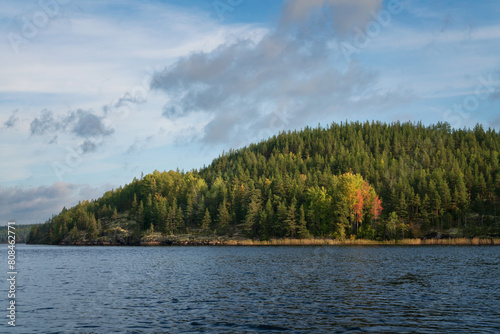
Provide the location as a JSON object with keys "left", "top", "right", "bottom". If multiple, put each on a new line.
{"left": 26, "top": 237, "right": 500, "bottom": 246}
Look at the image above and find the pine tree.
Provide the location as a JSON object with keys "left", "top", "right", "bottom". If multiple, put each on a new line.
{"left": 276, "top": 201, "right": 288, "bottom": 237}
{"left": 129, "top": 193, "right": 138, "bottom": 218}
{"left": 397, "top": 193, "right": 408, "bottom": 224}
{"left": 261, "top": 198, "right": 274, "bottom": 240}
{"left": 87, "top": 215, "right": 98, "bottom": 240}
{"left": 185, "top": 193, "right": 194, "bottom": 226}
{"left": 157, "top": 199, "right": 168, "bottom": 233}
{"left": 386, "top": 212, "right": 399, "bottom": 239}
{"left": 112, "top": 207, "right": 118, "bottom": 220}
{"left": 201, "top": 208, "right": 212, "bottom": 233}
{"left": 137, "top": 201, "right": 144, "bottom": 229}
{"left": 296, "top": 204, "right": 309, "bottom": 238}
{"left": 175, "top": 206, "right": 185, "bottom": 233}
{"left": 284, "top": 201, "right": 297, "bottom": 238}
{"left": 69, "top": 225, "right": 80, "bottom": 243}
{"left": 217, "top": 199, "right": 231, "bottom": 235}
{"left": 96, "top": 219, "right": 102, "bottom": 236}
{"left": 144, "top": 194, "right": 152, "bottom": 230}
{"left": 244, "top": 195, "right": 261, "bottom": 237}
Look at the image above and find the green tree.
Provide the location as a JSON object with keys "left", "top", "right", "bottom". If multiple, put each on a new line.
{"left": 87, "top": 215, "right": 98, "bottom": 240}
{"left": 244, "top": 193, "right": 262, "bottom": 237}
{"left": 386, "top": 212, "right": 399, "bottom": 239}
{"left": 296, "top": 204, "right": 309, "bottom": 238}
{"left": 217, "top": 199, "right": 231, "bottom": 235}
{"left": 201, "top": 208, "right": 212, "bottom": 233}
{"left": 284, "top": 200, "right": 297, "bottom": 238}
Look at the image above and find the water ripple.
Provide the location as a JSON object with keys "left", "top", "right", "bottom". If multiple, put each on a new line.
{"left": 0, "top": 245, "right": 499, "bottom": 333}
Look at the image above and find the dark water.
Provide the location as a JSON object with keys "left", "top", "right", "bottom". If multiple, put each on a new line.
{"left": 1, "top": 245, "right": 499, "bottom": 333}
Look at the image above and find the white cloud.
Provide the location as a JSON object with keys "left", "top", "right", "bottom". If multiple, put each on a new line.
{"left": 0, "top": 0, "right": 266, "bottom": 189}
{"left": 0, "top": 0, "right": 499, "bottom": 208}
{"left": 151, "top": 0, "right": 407, "bottom": 146}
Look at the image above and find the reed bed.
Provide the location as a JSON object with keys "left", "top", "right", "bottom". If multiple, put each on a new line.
{"left": 399, "top": 237, "right": 500, "bottom": 245}
{"left": 220, "top": 237, "right": 500, "bottom": 246}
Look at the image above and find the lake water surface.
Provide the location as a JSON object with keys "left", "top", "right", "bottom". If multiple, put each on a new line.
{"left": 1, "top": 245, "right": 499, "bottom": 333}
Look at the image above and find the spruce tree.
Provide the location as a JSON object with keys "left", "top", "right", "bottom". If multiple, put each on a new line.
{"left": 296, "top": 204, "right": 309, "bottom": 238}
{"left": 201, "top": 208, "right": 212, "bottom": 233}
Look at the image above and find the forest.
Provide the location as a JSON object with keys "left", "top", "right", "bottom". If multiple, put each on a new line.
{"left": 27, "top": 121, "right": 500, "bottom": 244}
{"left": 0, "top": 224, "right": 32, "bottom": 243}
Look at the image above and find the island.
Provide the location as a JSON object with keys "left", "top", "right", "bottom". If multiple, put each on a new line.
{"left": 27, "top": 121, "right": 500, "bottom": 246}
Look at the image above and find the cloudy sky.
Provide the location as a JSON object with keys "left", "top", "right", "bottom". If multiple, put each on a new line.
{"left": 1, "top": 0, "right": 499, "bottom": 225}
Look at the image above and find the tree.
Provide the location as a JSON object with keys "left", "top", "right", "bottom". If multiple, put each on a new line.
{"left": 69, "top": 225, "right": 80, "bottom": 243}
{"left": 112, "top": 207, "right": 118, "bottom": 220}
{"left": 96, "top": 219, "right": 102, "bottom": 236}
{"left": 386, "top": 212, "right": 399, "bottom": 239}
{"left": 296, "top": 204, "right": 309, "bottom": 238}
{"left": 129, "top": 193, "right": 138, "bottom": 218}
{"left": 370, "top": 195, "right": 383, "bottom": 227}
{"left": 185, "top": 192, "right": 194, "bottom": 226}
{"left": 260, "top": 198, "right": 274, "bottom": 240}
{"left": 144, "top": 194, "right": 153, "bottom": 230}
{"left": 137, "top": 201, "right": 144, "bottom": 229}
{"left": 201, "top": 208, "right": 212, "bottom": 233}
{"left": 397, "top": 193, "right": 408, "bottom": 224}
{"left": 156, "top": 198, "right": 168, "bottom": 233}
{"left": 244, "top": 194, "right": 261, "bottom": 237}
{"left": 217, "top": 199, "right": 231, "bottom": 235}
{"left": 73, "top": 204, "right": 89, "bottom": 231}
{"left": 174, "top": 205, "right": 185, "bottom": 234}
{"left": 336, "top": 173, "right": 381, "bottom": 236}
{"left": 284, "top": 200, "right": 297, "bottom": 238}
{"left": 87, "top": 215, "right": 98, "bottom": 240}
{"left": 307, "top": 186, "right": 332, "bottom": 236}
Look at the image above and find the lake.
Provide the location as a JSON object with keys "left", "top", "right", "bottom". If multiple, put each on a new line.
{"left": 1, "top": 245, "right": 499, "bottom": 333}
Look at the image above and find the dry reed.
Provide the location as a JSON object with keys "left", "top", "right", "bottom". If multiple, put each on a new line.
{"left": 219, "top": 237, "right": 500, "bottom": 246}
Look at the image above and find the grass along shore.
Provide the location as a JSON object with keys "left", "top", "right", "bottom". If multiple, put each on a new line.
{"left": 137, "top": 234, "right": 500, "bottom": 246}
{"left": 50, "top": 227, "right": 500, "bottom": 246}
{"left": 217, "top": 237, "right": 500, "bottom": 246}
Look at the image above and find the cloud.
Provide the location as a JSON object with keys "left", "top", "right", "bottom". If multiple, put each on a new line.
{"left": 29, "top": 108, "right": 114, "bottom": 152}
{"left": 0, "top": 183, "right": 76, "bottom": 225}
{"left": 3, "top": 110, "right": 19, "bottom": 128}
{"left": 0, "top": 182, "right": 114, "bottom": 225}
{"left": 280, "top": 0, "right": 383, "bottom": 36}
{"left": 126, "top": 136, "right": 152, "bottom": 155}
{"left": 30, "top": 109, "right": 62, "bottom": 135}
{"left": 113, "top": 92, "right": 147, "bottom": 109}
{"left": 71, "top": 109, "right": 114, "bottom": 138}
{"left": 81, "top": 140, "right": 97, "bottom": 153}
{"left": 151, "top": 0, "right": 402, "bottom": 145}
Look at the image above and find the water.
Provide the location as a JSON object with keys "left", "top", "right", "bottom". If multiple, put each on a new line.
{"left": 1, "top": 245, "right": 499, "bottom": 333}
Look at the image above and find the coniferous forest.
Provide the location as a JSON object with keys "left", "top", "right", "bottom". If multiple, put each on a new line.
{"left": 27, "top": 121, "right": 500, "bottom": 244}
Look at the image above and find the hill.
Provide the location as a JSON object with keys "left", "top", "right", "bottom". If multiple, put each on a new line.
{"left": 27, "top": 121, "right": 500, "bottom": 245}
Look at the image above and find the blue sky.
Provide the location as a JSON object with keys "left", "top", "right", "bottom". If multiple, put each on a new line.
{"left": 1, "top": 0, "right": 499, "bottom": 225}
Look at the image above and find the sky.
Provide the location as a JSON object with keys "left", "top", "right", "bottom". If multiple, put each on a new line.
{"left": 1, "top": 0, "right": 499, "bottom": 225}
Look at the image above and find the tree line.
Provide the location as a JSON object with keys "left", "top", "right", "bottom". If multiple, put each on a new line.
{"left": 0, "top": 224, "right": 33, "bottom": 243}
{"left": 28, "top": 121, "right": 500, "bottom": 244}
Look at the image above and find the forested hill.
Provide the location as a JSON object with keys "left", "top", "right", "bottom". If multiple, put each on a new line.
{"left": 28, "top": 121, "right": 500, "bottom": 245}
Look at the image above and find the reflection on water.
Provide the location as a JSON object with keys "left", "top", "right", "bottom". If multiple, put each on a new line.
{"left": 1, "top": 245, "right": 499, "bottom": 333}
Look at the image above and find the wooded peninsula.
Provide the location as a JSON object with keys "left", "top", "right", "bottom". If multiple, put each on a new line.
{"left": 27, "top": 121, "right": 500, "bottom": 245}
